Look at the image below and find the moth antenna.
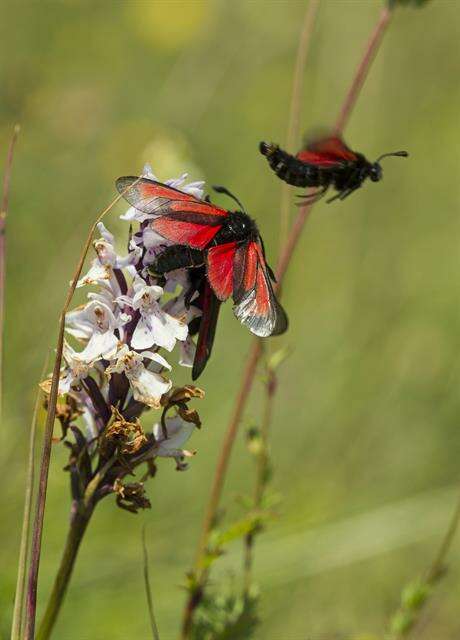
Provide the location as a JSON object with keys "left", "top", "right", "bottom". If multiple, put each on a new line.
{"left": 212, "top": 185, "right": 246, "bottom": 213}
{"left": 375, "top": 150, "right": 409, "bottom": 163}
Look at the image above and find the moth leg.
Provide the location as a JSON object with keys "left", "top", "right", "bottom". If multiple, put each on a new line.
{"left": 339, "top": 185, "right": 360, "bottom": 200}
{"left": 295, "top": 185, "right": 328, "bottom": 206}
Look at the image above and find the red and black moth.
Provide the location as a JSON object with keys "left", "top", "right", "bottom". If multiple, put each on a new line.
{"left": 260, "top": 133, "right": 408, "bottom": 203}
{"left": 116, "top": 177, "right": 288, "bottom": 379}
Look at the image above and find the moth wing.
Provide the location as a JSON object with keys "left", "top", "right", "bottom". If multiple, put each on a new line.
{"left": 233, "top": 240, "right": 288, "bottom": 337}
{"left": 206, "top": 241, "right": 238, "bottom": 301}
{"left": 192, "top": 281, "right": 221, "bottom": 381}
{"left": 297, "top": 133, "right": 358, "bottom": 166}
{"left": 116, "top": 177, "right": 227, "bottom": 249}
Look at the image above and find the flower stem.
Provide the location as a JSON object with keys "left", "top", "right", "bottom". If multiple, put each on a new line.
{"left": 24, "top": 187, "right": 137, "bottom": 639}
{"left": 142, "top": 525, "right": 161, "bottom": 640}
{"left": 425, "top": 488, "right": 460, "bottom": 585}
{"left": 0, "top": 124, "right": 20, "bottom": 423}
{"left": 10, "top": 360, "right": 47, "bottom": 640}
{"left": 193, "top": 340, "right": 263, "bottom": 571}
{"left": 243, "top": 364, "right": 276, "bottom": 596}
{"left": 334, "top": 6, "right": 392, "bottom": 135}
{"left": 181, "top": 5, "right": 394, "bottom": 637}
{"left": 388, "top": 488, "right": 460, "bottom": 640}
{"left": 279, "top": 0, "right": 320, "bottom": 250}
{"left": 36, "top": 505, "right": 94, "bottom": 640}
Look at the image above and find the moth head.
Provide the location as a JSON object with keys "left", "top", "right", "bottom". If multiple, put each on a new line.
{"left": 371, "top": 150, "right": 409, "bottom": 182}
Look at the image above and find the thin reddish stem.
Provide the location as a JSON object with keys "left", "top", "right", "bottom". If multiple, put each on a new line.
{"left": 334, "top": 6, "right": 392, "bottom": 134}
{"left": 193, "top": 340, "right": 263, "bottom": 567}
{"left": 0, "top": 124, "right": 20, "bottom": 420}
{"left": 279, "top": 0, "right": 320, "bottom": 249}
{"left": 24, "top": 190, "right": 130, "bottom": 639}
{"left": 182, "top": 5, "right": 394, "bottom": 636}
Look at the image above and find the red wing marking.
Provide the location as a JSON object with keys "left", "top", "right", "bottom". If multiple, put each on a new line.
{"left": 297, "top": 135, "right": 357, "bottom": 166}
{"left": 206, "top": 241, "right": 237, "bottom": 301}
{"left": 116, "top": 177, "right": 230, "bottom": 250}
{"left": 151, "top": 216, "right": 222, "bottom": 250}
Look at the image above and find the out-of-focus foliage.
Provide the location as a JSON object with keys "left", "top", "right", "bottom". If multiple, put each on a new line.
{"left": 191, "top": 590, "right": 259, "bottom": 640}
{"left": 2, "top": 0, "right": 460, "bottom": 638}
{"left": 389, "top": 0, "right": 431, "bottom": 7}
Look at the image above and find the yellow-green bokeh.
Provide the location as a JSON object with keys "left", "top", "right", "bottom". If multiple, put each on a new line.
{"left": 2, "top": 1, "right": 460, "bottom": 639}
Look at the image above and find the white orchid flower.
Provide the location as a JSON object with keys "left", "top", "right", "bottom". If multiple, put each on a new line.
{"left": 65, "top": 300, "right": 129, "bottom": 363}
{"left": 152, "top": 415, "right": 196, "bottom": 470}
{"left": 105, "top": 345, "right": 171, "bottom": 409}
{"left": 77, "top": 222, "right": 141, "bottom": 290}
{"left": 118, "top": 277, "right": 187, "bottom": 352}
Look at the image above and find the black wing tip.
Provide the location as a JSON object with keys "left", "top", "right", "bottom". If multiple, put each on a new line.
{"left": 192, "top": 359, "right": 206, "bottom": 380}
{"left": 272, "top": 302, "right": 289, "bottom": 336}
{"left": 270, "top": 300, "right": 289, "bottom": 336}
{"left": 115, "top": 176, "right": 139, "bottom": 194}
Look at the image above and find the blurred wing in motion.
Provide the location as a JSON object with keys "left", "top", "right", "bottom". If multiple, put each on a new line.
{"left": 116, "top": 177, "right": 228, "bottom": 250}
{"left": 297, "top": 134, "right": 357, "bottom": 166}
{"left": 232, "top": 240, "right": 288, "bottom": 337}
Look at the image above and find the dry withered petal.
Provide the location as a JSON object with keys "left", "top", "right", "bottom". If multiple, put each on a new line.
{"left": 161, "top": 385, "right": 205, "bottom": 431}
{"left": 43, "top": 393, "right": 83, "bottom": 440}
{"left": 102, "top": 406, "right": 147, "bottom": 456}
{"left": 113, "top": 478, "right": 151, "bottom": 514}
{"left": 178, "top": 406, "right": 201, "bottom": 427}
{"left": 168, "top": 385, "right": 205, "bottom": 404}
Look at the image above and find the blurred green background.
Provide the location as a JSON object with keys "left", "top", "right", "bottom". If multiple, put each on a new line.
{"left": 2, "top": 0, "right": 460, "bottom": 638}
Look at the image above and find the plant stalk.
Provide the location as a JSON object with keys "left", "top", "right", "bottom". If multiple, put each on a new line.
{"left": 279, "top": 0, "right": 320, "bottom": 249}
{"left": 10, "top": 359, "right": 48, "bottom": 640}
{"left": 334, "top": 6, "right": 392, "bottom": 134}
{"left": 36, "top": 504, "right": 94, "bottom": 640}
{"left": 243, "top": 365, "right": 276, "bottom": 595}
{"left": 0, "top": 124, "right": 20, "bottom": 423}
{"left": 24, "top": 185, "right": 138, "bottom": 639}
{"left": 181, "top": 5, "right": 394, "bottom": 637}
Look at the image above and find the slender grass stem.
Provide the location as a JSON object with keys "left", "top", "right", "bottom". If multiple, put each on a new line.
{"left": 10, "top": 358, "right": 47, "bottom": 640}
{"left": 193, "top": 340, "right": 263, "bottom": 571}
{"left": 425, "top": 488, "right": 460, "bottom": 585}
{"left": 142, "top": 525, "right": 161, "bottom": 640}
{"left": 334, "top": 6, "right": 392, "bottom": 135}
{"left": 24, "top": 184, "right": 137, "bottom": 640}
{"left": 388, "top": 488, "right": 460, "bottom": 640}
{"left": 243, "top": 363, "right": 275, "bottom": 596}
{"left": 0, "top": 124, "right": 20, "bottom": 422}
{"left": 181, "top": 5, "right": 394, "bottom": 637}
{"left": 279, "top": 0, "right": 320, "bottom": 250}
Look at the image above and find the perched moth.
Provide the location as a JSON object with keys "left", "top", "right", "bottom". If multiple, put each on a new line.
{"left": 116, "top": 178, "right": 288, "bottom": 379}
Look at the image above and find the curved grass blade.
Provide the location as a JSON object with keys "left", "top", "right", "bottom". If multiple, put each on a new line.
{"left": 142, "top": 525, "right": 161, "bottom": 640}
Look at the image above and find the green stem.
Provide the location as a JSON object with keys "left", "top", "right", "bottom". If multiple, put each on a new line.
{"left": 36, "top": 504, "right": 94, "bottom": 640}
{"left": 243, "top": 365, "right": 275, "bottom": 596}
